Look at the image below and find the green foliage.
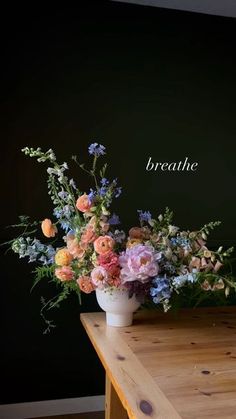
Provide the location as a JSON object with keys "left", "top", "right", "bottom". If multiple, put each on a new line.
{"left": 31, "top": 265, "right": 55, "bottom": 292}
{"left": 200, "top": 220, "right": 221, "bottom": 237}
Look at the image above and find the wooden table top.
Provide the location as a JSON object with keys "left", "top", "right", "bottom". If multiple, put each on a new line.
{"left": 80, "top": 306, "right": 236, "bottom": 419}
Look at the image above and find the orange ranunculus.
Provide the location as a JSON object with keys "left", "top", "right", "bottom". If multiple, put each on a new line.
{"left": 94, "top": 235, "right": 114, "bottom": 255}
{"left": 55, "top": 266, "right": 74, "bottom": 282}
{"left": 55, "top": 248, "right": 73, "bottom": 266}
{"left": 76, "top": 193, "right": 92, "bottom": 213}
{"left": 41, "top": 218, "right": 57, "bottom": 238}
{"left": 77, "top": 276, "right": 94, "bottom": 294}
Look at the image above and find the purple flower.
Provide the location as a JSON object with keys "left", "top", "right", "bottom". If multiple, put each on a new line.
{"left": 58, "top": 191, "right": 69, "bottom": 200}
{"left": 115, "top": 187, "right": 122, "bottom": 198}
{"left": 98, "top": 186, "right": 107, "bottom": 197}
{"left": 100, "top": 178, "right": 109, "bottom": 186}
{"left": 119, "top": 244, "right": 160, "bottom": 284}
{"left": 108, "top": 214, "right": 120, "bottom": 225}
{"left": 88, "top": 143, "right": 106, "bottom": 156}
{"left": 138, "top": 210, "right": 152, "bottom": 223}
{"left": 88, "top": 188, "right": 96, "bottom": 204}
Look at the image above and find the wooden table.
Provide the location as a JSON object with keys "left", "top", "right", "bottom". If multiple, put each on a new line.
{"left": 80, "top": 306, "right": 236, "bottom": 419}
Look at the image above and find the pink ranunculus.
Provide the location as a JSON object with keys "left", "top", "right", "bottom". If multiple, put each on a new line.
{"left": 119, "top": 244, "right": 160, "bottom": 284}
{"left": 107, "top": 265, "right": 121, "bottom": 287}
{"left": 91, "top": 266, "right": 108, "bottom": 288}
{"left": 76, "top": 193, "right": 92, "bottom": 213}
{"left": 94, "top": 235, "right": 115, "bottom": 255}
{"left": 97, "top": 251, "right": 119, "bottom": 271}
{"left": 77, "top": 276, "right": 95, "bottom": 294}
{"left": 81, "top": 226, "right": 97, "bottom": 245}
{"left": 55, "top": 266, "right": 74, "bottom": 282}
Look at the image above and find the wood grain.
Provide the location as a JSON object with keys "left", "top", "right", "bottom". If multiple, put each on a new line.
{"left": 81, "top": 307, "right": 236, "bottom": 419}
{"left": 33, "top": 413, "right": 104, "bottom": 419}
{"left": 81, "top": 312, "right": 182, "bottom": 419}
{"left": 105, "top": 373, "right": 128, "bottom": 419}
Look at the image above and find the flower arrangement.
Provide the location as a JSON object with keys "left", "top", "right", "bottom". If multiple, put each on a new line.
{"left": 7, "top": 143, "right": 236, "bottom": 331}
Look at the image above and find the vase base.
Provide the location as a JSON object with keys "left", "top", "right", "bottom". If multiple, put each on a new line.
{"left": 106, "top": 312, "right": 133, "bottom": 327}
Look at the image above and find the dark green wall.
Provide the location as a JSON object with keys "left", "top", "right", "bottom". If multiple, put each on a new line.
{"left": 1, "top": 1, "right": 236, "bottom": 404}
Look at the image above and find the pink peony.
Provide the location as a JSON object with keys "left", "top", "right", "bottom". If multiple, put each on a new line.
{"left": 55, "top": 266, "right": 74, "bottom": 282}
{"left": 119, "top": 244, "right": 160, "bottom": 283}
{"left": 91, "top": 266, "right": 108, "bottom": 288}
{"left": 76, "top": 193, "right": 92, "bottom": 213}
{"left": 94, "top": 235, "right": 115, "bottom": 255}
{"left": 97, "top": 251, "right": 119, "bottom": 272}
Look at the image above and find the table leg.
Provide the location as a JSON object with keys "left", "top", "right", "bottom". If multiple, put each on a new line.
{"left": 105, "top": 373, "right": 128, "bottom": 419}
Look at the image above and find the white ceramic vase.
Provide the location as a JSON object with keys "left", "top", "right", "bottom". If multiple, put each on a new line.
{"left": 95, "top": 287, "right": 141, "bottom": 327}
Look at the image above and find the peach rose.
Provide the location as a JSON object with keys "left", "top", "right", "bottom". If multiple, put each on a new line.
{"left": 81, "top": 226, "right": 97, "bottom": 245}
{"left": 55, "top": 266, "right": 74, "bottom": 282}
{"left": 94, "top": 235, "right": 115, "bottom": 255}
{"left": 41, "top": 218, "right": 57, "bottom": 238}
{"left": 129, "top": 227, "right": 144, "bottom": 239}
{"left": 76, "top": 193, "right": 92, "bottom": 213}
{"left": 88, "top": 215, "right": 109, "bottom": 233}
{"left": 55, "top": 248, "right": 73, "bottom": 266}
{"left": 66, "top": 234, "right": 86, "bottom": 259}
{"left": 77, "top": 276, "right": 94, "bottom": 294}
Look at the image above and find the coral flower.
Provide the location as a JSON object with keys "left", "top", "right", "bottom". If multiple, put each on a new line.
{"left": 94, "top": 235, "right": 115, "bottom": 255}
{"left": 55, "top": 266, "right": 74, "bottom": 282}
{"left": 55, "top": 248, "right": 73, "bottom": 266}
{"left": 81, "top": 226, "right": 97, "bottom": 245}
{"left": 41, "top": 218, "right": 57, "bottom": 238}
{"left": 66, "top": 234, "right": 86, "bottom": 259}
{"left": 77, "top": 276, "right": 94, "bottom": 294}
{"left": 97, "top": 251, "right": 119, "bottom": 271}
{"left": 107, "top": 265, "right": 121, "bottom": 287}
{"left": 76, "top": 193, "right": 92, "bottom": 213}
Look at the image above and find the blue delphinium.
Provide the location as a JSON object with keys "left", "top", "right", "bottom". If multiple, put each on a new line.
{"left": 170, "top": 237, "right": 190, "bottom": 248}
{"left": 172, "top": 269, "right": 198, "bottom": 289}
{"left": 150, "top": 276, "right": 172, "bottom": 304}
{"left": 138, "top": 210, "right": 152, "bottom": 223}
{"left": 88, "top": 143, "right": 106, "bottom": 156}
{"left": 12, "top": 237, "right": 55, "bottom": 264}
